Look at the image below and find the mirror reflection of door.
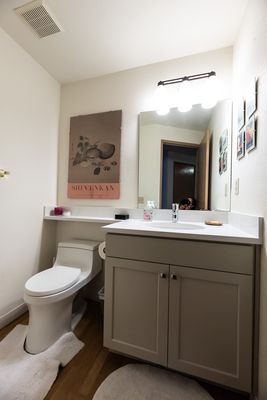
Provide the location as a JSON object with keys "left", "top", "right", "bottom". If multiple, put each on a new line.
{"left": 161, "top": 134, "right": 210, "bottom": 209}
{"left": 161, "top": 142, "right": 198, "bottom": 209}
{"left": 196, "top": 130, "right": 211, "bottom": 210}
{"left": 173, "top": 162, "right": 196, "bottom": 204}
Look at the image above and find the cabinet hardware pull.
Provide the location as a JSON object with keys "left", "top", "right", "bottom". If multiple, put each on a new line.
{"left": 160, "top": 273, "right": 166, "bottom": 279}
{"left": 171, "top": 274, "right": 177, "bottom": 280}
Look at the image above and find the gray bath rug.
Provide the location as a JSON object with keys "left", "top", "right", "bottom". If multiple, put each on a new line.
{"left": 0, "top": 324, "right": 84, "bottom": 400}
{"left": 93, "top": 363, "right": 214, "bottom": 400}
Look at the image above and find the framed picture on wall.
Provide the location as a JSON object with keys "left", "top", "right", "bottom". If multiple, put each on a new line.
{"left": 237, "top": 98, "right": 245, "bottom": 131}
{"left": 222, "top": 129, "right": 228, "bottom": 151}
{"left": 245, "top": 116, "right": 257, "bottom": 152}
{"left": 222, "top": 151, "right": 227, "bottom": 172}
{"left": 219, "top": 129, "right": 228, "bottom": 155}
{"left": 219, "top": 136, "right": 223, "bottom": 154}
{"left": 246, "top": 78, "right": 257, "bottom": 120}
{"left": 67, "top": 110, "right": 122, "bottom": 199}
{"left": 219, "top": 155, "right": 223, "bottom": 175}
{"left": 237, "top": 129, "right": 245, "bottom": 159}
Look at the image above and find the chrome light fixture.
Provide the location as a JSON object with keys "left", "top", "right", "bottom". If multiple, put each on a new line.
{"left": 156, "top": 71, "right": 218, "bottom": 115}
{"left": 0, "top": 169, "right": 10, "bottom": 178}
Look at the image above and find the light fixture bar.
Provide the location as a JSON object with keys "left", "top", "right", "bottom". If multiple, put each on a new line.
{"left": 0, "top": 169, "right": 10, "bottom": 178}
{"left": 158, "top": 71, "right": 216, "bottom": 86}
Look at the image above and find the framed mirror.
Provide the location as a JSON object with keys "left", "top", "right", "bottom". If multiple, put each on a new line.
{"left": 138, "top": 99, "right": 232, "bottom": 210}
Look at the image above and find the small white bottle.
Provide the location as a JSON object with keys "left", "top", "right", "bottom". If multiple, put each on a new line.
{"left": 143, "top": 200, "right": 154, "bottom": 221}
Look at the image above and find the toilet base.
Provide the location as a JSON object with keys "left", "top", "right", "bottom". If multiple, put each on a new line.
{"left": 25, "top": 294, "right": 76, "bottom": 354}
{"left": 71, "top": 298, "right": 87, "bottom": 330}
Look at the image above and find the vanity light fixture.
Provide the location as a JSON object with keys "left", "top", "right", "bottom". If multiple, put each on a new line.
{"left": 0, "top": 169, "right": 10, "bottom": 179}
{"left": 156, "top": 71, "right": 218, "bottom": 115}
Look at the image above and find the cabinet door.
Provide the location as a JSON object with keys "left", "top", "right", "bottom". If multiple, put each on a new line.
{"left": 104, "top": 257, "right": 169, "bottom": 365}
{"left": 168, "top": 265, "right": 253, "bottom": 392}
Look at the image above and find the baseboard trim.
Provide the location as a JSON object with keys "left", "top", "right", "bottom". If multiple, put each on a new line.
{"left": 0, "top": 303, "right": 27, "bottom": 329}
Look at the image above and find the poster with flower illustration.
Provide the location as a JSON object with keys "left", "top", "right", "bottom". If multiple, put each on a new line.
{"left": 68, "top": 110, "right": 122, "bottom": 199}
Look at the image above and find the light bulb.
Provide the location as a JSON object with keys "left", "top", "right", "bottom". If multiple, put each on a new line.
{"left": 155, "top": 84, "right": 170, "bottom": 115}
{"left": 177, "top": 80, "right": 193, "bottom": 112}
{"left": 201, "top": 74, "right": 218, "bottom": 109}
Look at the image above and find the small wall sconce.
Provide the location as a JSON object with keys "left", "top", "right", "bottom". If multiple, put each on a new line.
{"left": 0, "top": 169, "right": 10, "bottom": 178}
{"left": 155, "top": 71, "right": 218, "bottom": 115}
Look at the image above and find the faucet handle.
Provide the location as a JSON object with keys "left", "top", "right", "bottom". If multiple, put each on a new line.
{"left": 172, "top": 203, "right": 179, "bottom": 223}
{"left": 172, "top": 203, "right": 179, "bottom": 212}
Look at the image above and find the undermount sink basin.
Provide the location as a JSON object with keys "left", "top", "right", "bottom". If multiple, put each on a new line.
{"left": 145, "top": 221, "right": 204, "bottom": 230}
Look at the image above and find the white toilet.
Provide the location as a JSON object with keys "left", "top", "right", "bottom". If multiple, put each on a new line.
{"left": 24, "top": 240, "right": 101, "bottom": 354}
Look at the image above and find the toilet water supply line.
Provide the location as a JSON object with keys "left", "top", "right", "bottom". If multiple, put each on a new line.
{"left": 0, "top": 169, "right": 10, "bottom": 179}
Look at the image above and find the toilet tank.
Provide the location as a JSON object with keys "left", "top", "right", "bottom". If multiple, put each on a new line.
{"left": 54, "top": 240, "right": 101, "bottom": 275}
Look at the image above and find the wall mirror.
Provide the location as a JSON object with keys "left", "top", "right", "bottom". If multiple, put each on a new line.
{"left": 138, "top": 99, "right": 232, "bottom": 210}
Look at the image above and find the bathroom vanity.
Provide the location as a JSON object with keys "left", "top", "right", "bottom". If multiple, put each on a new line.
{"left": 102, "top": 216, "right": 262, "bottom": 394}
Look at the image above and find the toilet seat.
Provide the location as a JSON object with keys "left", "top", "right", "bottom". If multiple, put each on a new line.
{"left": 25, "top": 266, "right": 81, "bottom": 297}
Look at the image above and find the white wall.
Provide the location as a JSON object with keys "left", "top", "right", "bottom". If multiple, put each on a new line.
{"left": 231, "top": 0, "right": 267, "bottom": 398}
{"left": 58, "top": 47, "right": 233, "bottom": 208}
{"left": 0, "top": 28, "right": 60, "bottom": 326}
{"left": 139, "top": 124, "right": 204, "bottom": 207}
{"left": 209, "top": 99, "right": 232, "bottom": 211}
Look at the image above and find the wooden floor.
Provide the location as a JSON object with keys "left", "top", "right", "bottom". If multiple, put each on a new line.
{"left": 0, "top": 301, "right": 249, "bottom": 400}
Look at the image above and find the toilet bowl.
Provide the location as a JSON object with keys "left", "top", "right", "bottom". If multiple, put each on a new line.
{"left": 24, "top": 240, "right": 101, "bottom": 354}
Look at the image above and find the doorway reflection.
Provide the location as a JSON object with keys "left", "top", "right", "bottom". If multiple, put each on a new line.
{"left": 162, "top": 144, "right": 197, "bottom": 209}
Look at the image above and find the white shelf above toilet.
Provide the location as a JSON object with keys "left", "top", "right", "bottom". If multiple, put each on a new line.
{"left": 44, "top": 215, "right": 116, "bottom": 223}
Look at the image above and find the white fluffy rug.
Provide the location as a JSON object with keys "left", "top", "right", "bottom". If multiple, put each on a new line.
{"left": 93, "top": 364, "right": 214, "bottom": 400}
{"left": 0, "top": 324, "right": 84, "bottom": 400}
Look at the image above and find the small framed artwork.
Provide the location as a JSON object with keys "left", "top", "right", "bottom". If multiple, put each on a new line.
{"left": 237, "top": 98, "right": 245, "bottom": 131}
{"left": 246, "top": 78, "right": 257, "bottom": 120}
{"left": 245, "top": 116, "right": 257, "bottom": 153}
{"left": 222, "top": 151, "right": 227, "bottom": 172}
{"left": 221, "top": 129, "right": 228, "bottom": 151}
{"left": 237, "top": 129, "right": 245, "bottom": 160}
{"left": 219, "top": 136, "right": 223, "bottom": 154}
{"left": 219, "top": 155, "right": 223, "bottom": 175}
{"left": 219, "top": 129, "right": 228, "bottom": 155}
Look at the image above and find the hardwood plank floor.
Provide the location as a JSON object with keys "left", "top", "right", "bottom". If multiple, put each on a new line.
{"left": 0, "top": 301, "right": 249, "bottom": 400}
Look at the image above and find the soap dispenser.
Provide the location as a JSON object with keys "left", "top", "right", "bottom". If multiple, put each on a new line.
{"left": 143, "top": 200, "right": 155, "bottom": 221}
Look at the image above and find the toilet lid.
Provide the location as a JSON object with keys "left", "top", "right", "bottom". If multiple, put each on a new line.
{"left": 25, "top": 266, "right": 81, "bottom": 296}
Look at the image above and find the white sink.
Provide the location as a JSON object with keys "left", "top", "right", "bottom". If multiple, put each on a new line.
{"left": 145, "top": 221, "right": 204, "bottom": 230}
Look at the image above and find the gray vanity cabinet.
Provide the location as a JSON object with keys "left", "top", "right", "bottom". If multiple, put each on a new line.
{"left": 168, "top": 265, "right": 253, "bottom": 391}
{"left": 104, "top": 257, "right": 169, "bottom": 365}
{"left": 104, "top": 233, "right": 255, "bottom": 393}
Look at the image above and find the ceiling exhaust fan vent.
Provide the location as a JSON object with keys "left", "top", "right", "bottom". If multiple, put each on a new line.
{"left": 14, "top": 0, "right": 62, "bottom": 38}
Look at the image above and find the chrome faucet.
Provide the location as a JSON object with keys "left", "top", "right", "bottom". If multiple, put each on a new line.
{"left": 172, "top": 203, "right": 179, "bottom": 223}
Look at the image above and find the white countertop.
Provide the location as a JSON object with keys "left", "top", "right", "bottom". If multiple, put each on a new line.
{"left": 102, "top": 218, "right": 262, "bottom": 244}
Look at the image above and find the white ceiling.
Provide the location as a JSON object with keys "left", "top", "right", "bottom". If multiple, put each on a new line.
{"left": 0, "top": 0, "right": 249, "bottom": 83}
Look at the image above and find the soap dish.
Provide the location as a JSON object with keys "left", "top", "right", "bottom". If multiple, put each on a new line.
{"left": 205, "top": 220, "right": 223, "bottom": 226}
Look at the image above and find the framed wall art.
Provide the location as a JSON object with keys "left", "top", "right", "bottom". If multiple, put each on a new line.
{"left": 237, "top": 129, "right": 245, "bottom": 160}
{"left": 246, "top": 78, "right": 257, "bottom": 120}
{"left": 245, "top": 116, "right": 257, "bottom": 153}
{"left": 218, "top": 129, "right": 228, "bottom": 175}
{"left": 222, "top": 151, "right": 227, "bottom": 172}
{"left": 221, "top": 129, "right": 228, "bottom": 151}
{"left": 237, "top": 98, "right": 245, "bottom": 131}
{"left": 68, "top": 110, "right": 122, "bottom": 199}
{"left": 219, "top": 155, "right": 223, "bottom": 175}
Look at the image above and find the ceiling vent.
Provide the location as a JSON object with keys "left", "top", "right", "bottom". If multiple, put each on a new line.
{"left": 14, "top": 0, "right": 62, "bottom": 38}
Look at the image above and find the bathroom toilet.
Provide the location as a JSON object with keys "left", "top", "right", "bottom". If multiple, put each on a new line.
{"left": 24, "top": 240, "right": 101, "bottom": 354}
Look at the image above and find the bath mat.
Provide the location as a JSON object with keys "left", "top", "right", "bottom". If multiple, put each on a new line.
{"left": 0, "top": 324, "right": 84, "bottom": 400}
{"left": 93, "top": 363, "right": 214, "bottom": 400}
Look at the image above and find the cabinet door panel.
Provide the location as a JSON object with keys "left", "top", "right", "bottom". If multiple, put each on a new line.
{"left": 104, "top": 257, "right": 169, "bottom": 365}
{"left": 168, "top": 265, "right": 252, "bottom": 392}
